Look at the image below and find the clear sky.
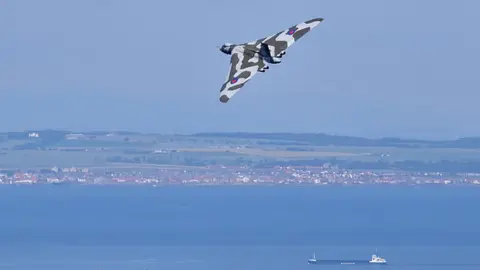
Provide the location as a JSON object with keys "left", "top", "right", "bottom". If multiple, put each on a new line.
{"left": 1, "top": 0, "right": 478, "bottom": 139}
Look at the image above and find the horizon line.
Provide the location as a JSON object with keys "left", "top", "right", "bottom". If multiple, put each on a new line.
{"left": 0, "top": 129, "right": 478, "bottom": 141}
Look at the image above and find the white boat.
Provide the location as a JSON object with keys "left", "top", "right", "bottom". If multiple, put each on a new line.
{"left": 307, "top": 252, "right": 317, "bottom": 264}
{"left": 369, "top": 254, "right": 387, "bottom": 264}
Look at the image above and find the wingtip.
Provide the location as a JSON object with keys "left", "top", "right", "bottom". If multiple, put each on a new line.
{"left": 306, "top": 17, "right": 324, "bottom": 24}
{"left": 219, "top": 95, "right": 229, "bottom": 103}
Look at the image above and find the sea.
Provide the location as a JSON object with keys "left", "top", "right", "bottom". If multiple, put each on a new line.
{"left": 0, "top": 184, "right": 479, "bottom": 270}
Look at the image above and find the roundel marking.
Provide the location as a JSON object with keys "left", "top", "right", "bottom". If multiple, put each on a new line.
{"left": 231, "top": 77, "right": 239, "bottom": 84}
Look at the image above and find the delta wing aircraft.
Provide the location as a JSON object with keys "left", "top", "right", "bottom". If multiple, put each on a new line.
{"left": 218, "top": 17, "right": 324, "bottom": 103}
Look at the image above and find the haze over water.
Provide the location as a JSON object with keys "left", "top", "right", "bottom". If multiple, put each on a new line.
{"left": 0, "top": 185, "right": 479, "bottom": 270}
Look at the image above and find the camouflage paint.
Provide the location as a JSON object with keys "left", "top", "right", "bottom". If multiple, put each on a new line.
{"left": 219, "top": 17, "right": 324, "bottom": 103}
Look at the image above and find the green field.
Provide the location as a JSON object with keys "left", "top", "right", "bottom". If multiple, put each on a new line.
{"left": 1, "top": 131, "right": 480, "bottom": 169}
{"left": 175, "top": 147, "right": 366, "bottom": 157}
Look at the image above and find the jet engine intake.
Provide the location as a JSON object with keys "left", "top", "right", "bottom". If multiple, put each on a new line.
{"left": 271, "top": 57, "right": 282, "bottom": 64}
{"left": 258, "top": 66, "right": 269, "bottom": 72}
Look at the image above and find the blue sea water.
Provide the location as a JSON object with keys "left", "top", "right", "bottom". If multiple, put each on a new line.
{"left": 0, "top": 185, "right": 479, "bottom": 269}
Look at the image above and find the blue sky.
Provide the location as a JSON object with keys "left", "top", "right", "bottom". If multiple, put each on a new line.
{"left": 1, "top": 0, "right": 478, "bottom": 139}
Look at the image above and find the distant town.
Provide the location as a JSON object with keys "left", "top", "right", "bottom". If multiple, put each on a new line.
{"left": 2, "top": 165, "right": 480, "bottom": 186}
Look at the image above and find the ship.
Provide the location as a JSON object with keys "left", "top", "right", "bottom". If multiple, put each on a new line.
{"left": 369, "top": 254, "right": 387, "bottom": 264}
{"left": 307, "top": 252, "right": 317, "bottom": 264}
{"left": 307, "top": 250, "right": 387, "bottom": 265}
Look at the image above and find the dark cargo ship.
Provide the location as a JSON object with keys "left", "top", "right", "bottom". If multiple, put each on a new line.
{"left": 307, "top": 252, "right": 387, "bottom": 265}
